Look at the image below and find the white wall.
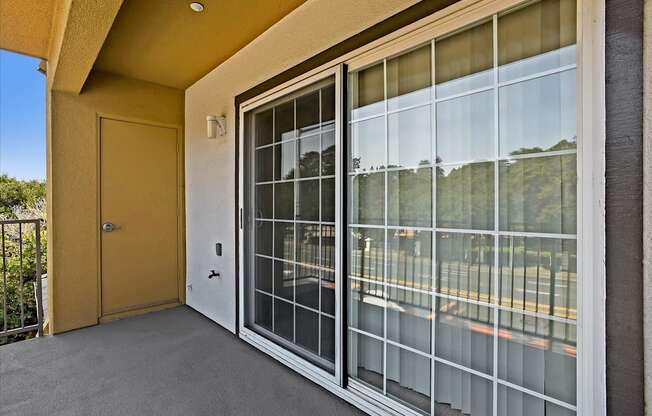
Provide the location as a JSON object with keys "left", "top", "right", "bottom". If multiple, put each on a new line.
{"left": 184, "top": 0, "right": 419, "bottom": 332}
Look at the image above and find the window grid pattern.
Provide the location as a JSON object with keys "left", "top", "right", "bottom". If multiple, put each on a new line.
{"left": 347, "top": 9, "right": 577, "bottom": 416}
{"left": 253, "top": 82, "right": 337, "bottom": 370}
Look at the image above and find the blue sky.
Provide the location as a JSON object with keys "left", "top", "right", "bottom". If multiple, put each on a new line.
{"left": 0, "top": 49, "right": 46, "bottom": 181}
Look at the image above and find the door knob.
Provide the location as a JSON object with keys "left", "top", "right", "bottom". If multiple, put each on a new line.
{"left": 102, "top": 222, "right": 116, "bottom": 232}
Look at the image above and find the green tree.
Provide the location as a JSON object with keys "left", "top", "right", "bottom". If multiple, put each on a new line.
{"left": 0, "top": 175, "right": 47, "bottom": 345}
{"left": 0, "top": 174, "right": 46, "bottom": 218}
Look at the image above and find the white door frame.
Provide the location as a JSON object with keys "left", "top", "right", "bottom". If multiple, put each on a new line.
{"left": 238, "top": 65, "right": 344, "bottom": 387}
{"left": 234, "top": 0, "right": 606, "bottom": 414}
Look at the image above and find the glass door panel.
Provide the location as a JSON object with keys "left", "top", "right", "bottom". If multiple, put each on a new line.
{"left": 346, "top": 0, "right": 578, "bottom": 414}
{"left": 244, "top": 76, "right": 338, "bottom": 373}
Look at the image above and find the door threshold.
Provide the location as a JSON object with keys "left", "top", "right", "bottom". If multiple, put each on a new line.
{"left": 100, "top": 300, "right": 181, "bottom": 323}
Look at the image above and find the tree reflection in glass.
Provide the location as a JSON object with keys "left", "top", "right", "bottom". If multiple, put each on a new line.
{"left": 499, "top": 155, "right": 577, "bottom": 235}
{"left": 437, "top": 162, "right": 494, "bottom": 230}
{"left": 388, "top": 167, "right": 432, "bottom": 227}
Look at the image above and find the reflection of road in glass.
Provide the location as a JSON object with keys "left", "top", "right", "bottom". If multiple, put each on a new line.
{"left": 350, "top": 279, "right": 576, "bottom": 358}
{"left": 349, "top": 247, "right": 576, "bottom": 320}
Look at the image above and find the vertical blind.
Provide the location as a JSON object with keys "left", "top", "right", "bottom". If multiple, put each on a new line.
{"left": 347, "top": 0, "right": 578, "bottom": 415}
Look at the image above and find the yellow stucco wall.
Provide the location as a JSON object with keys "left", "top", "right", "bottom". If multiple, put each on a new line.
{"left": 47, "top": 70, "right": 184, "bottom": 333}
{"left": 0, "top": 0, "right": 55, "bottom": 58}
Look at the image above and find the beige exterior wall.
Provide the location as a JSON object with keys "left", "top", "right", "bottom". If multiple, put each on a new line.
{"left": 0, "top": 0, "right": 55, "bottom": 58}
{"left": 47, "top": 70, "right": 184, "bottom": 333}
{"left": 184, "top": 0, "right": 419, "bottom": 330}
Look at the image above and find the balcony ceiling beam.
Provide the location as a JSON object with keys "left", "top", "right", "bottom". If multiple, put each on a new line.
{"left": 47, "top": 0, "right": 123, "bottom": 94}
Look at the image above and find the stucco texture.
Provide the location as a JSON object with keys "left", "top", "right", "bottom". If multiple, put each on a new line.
{"left": 0, "top": 0, "right": 55, "bottom": 58}
{"left": 48, "top": 71, "right": 184, "bottom": 333}
{"left": 184, "top": 0, "right": 420, "bottom": 331}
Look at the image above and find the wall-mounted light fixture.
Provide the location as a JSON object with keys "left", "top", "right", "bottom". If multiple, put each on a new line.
{"left": 207, "top": 115, "right": 226, "bottom": 138}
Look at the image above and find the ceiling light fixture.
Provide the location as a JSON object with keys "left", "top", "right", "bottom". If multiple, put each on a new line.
{"left": 189, "top": 2, "right": 204, "bottom": 12}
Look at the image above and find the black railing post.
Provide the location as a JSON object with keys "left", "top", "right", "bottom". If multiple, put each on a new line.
{"left": 35, "top": 220, "right": 44, "bottom": 337}
{"left": 2, "top": 223, "right": 6, "bottom": 335}
{"left": 0, "top": 219, "right": 44, "bottom": 341}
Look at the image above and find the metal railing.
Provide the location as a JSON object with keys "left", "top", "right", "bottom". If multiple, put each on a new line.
{"left": 0, "top": 219, "right": 44, "bottom": 339}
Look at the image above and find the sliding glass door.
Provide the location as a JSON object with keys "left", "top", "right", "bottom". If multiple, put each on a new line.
{"left": 347, "top": 0, "right": 578, "bottom": 415}
{"left": 242, "top": 75, "right": 339, "bottom": 374}
{"left": 241, "top": 0, "right": 580, "bottom": 415}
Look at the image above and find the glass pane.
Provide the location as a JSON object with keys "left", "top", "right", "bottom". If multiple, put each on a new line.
{"left": 500, "top": 70, "right": 576, "bottom": 156}
{"left": 295, "top": 307, "right": 319, "bottom": 354}
{"left": 498, "top": 0, "right": 577, "bottom": 82}
{"left": 256, "top": 146, "right": 273, "bottom": 182}
{"left": 349, "top": 331, "right": 384, "bottom": 391}
{"left": 499, "top": 154, "right": 577, "bottom": 234}
{"left": 274, "top": 260, "right": 294, "bottom": 301}
{"left": 255, "top": 256, "right": 272, "bottom": 293}
{"left": 350, "top": 117, "right": 385, "bottom": 172}
{"left": 296, "top": 264, "right": 319, "bottom": 310}
{"left": 321, "top": 269, "right": 335, "bottom": 316}
{"left": 436, "top": 90, "right": 494, "bottom": 164}
{"left": 499, "top": 236, "right": 577, "bottom": 319}
{"left": 255, "top": 109, "right": 273, "bottom": 147}
{"left": 349, "top": 278, "right": 384, "bottom": 337}
{"left": 350, "top": 63, "right": 385, "bottom": 120}
{"left": 321, "top": 178, "right": 335, "bottom": 222}
{"left": 321, "top": 225, "right": 336, "bottom": 270}
{"left": 274, "top": 182, "right": 294, "bottom": 220}
{"left": 387, "top": 44, "right": 432, "bottom": 111}
{"left": 388, "top": 106, "right": 432, "bottom": 168}
{"left": 274, "top": 222, "right": 294, "bottom": 261}
{"left": 245, "top": 77, "right": 337, "bottom": 373}
{"left": 434, "top": 362, "right": 493, "bottom": 416}
{"left": 321, "top": 316, "right": 335, "bottom": 361}
{"left": 255, "top": 221, "right": 272, "bottom": 256}
{"left": 435, "top": 21, "right": 493, "bottom": 98}
{"left": 275, "top": 100, "right": 295, "bottom": 142}
{"left": 386, "top": 344, "right": 432, "bottom": 413}
{"left": 436, "top": 232, "right": 494, "bottom": 304}
{"left": 321, "top": 84, "right": 335, "bottom": 123}
{"left": 298, "top": 135, "right": 321, "bottom": 178}
{"left": 274, "top": 298, "right": 294, "bottom": 341}
{"left": 349, "top": 173, "right": 385, "bottom": 225}
{"left": 435, "top": 298, "right": 494, "bottom": 375}
{"left": 255, "top": 184, "right": 273, "bottom": 219}
{"left": 388, "top": 167, "right": 432, "bottom": 227}
{"left": 387, "top": 287, "right": 432, "bottom": 353}
{"left": 297, "top": 179, "right": 319, "bottom": 221}
{"left": 437, "top": 162, "right": 494, "bottom": 230}
{"left": 387, "top": 229, "right": 432, "bottom": 291}
{"left": 349, "top": 227, "right": 385, "bottom": 282}
{"left": 322, "top": 129, "right": 336, "bottom": 175}
{"left": 498, "top": 385, "right": 575, "bottom": 416}
{"left": 296, "top": 223, "right": 320, "bottom": 266}
{"left": 275, "top": 141, "right": 295, "bottom": 180}
{"left": 297, "top": 90, "right": 320, "bottom": 137}
{"left": 498, "top": 311, "right": 576, "bottom": 405}
{"left": 255, "top": 292, "right": 272, "bottom": 331}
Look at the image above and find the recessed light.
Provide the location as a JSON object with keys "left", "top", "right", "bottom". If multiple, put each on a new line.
{"left": 189, "top": 2, "right": 204, "bottom": 12}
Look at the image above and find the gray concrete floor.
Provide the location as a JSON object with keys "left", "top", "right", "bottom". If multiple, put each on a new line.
{"left": 0, "top": 306, "right": 363, "bottom": 416}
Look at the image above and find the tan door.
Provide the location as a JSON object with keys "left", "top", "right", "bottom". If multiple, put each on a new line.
{"left": 100, "top": 118, "right": 179, "bottom": 316}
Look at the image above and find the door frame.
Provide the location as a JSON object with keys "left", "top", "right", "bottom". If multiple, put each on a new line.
{"left": 96, "top": 114, "right": 186, "bottom": 321}
{"left": 234, "top": 0, "right": 606, "bottom": 415}
{"left": 238, "top": 64, "right": 344, "bottom": 386}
